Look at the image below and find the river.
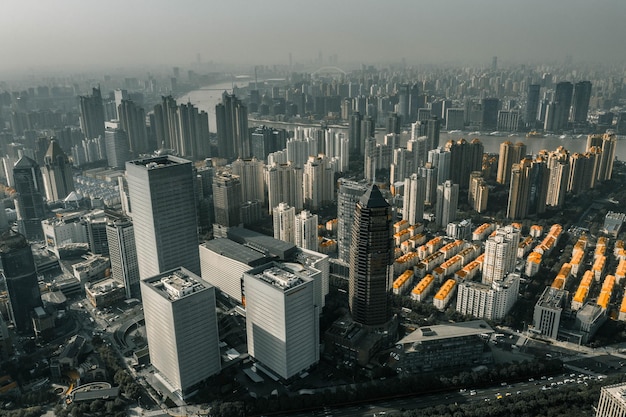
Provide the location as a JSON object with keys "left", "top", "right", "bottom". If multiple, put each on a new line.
{"left": 178, "top": 83, "right": 626, "bottom": 160}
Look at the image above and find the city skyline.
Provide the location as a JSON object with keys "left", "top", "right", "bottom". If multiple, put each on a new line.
{"left": 2, "top": 0, "right": 626, "bottom": 77}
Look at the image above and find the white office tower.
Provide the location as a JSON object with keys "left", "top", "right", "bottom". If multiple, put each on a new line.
{"left": 141, "top": 268, "right": 220, "bottom": 400}
{"left": 456, "top": 273, "right": 520, "bottom": 321}
{"left": 295, "top": 209, "right": 318, "bottom": 250}
{"left": 106, "top": 215, "right": 140, "bottom": 299}
{"left": 403, "top": 174, "right": 425, "bottom": 226}
{"left": 303, "top": 155, "right": 334, "bottom": 211}
{"left": 482, "top": 225, "right": 520, "bottom": 285}
{"left": 266, "top": 162, "right": 303, "bottom": 214}
{"left": 435, "top": 180, "right": 458, "bottom": 227}
{"left": 596, "top": 383, "right": 626, "bottom": 417}
{"left": 273, "top": 202, "right": 296, "bottom": 244}
{"left": 231, "top": 157, "right": 266, "bottom": 204}
{"left": 286, "top": 137, "right": 318, "bottom": 168}
{"left": 428, "top": 147, "right": 451, "bottom": 184}
{"left": 407, "top": 136, "right": 429, "bottom": 168}
{"left": 337, "top": 179, "right": 369, "bottom": 263}
{"left": 126, "top": 156, "right": 200, "bottom": 278}
{"left": 244, "top": 262, "right": 319, "bottom": 380}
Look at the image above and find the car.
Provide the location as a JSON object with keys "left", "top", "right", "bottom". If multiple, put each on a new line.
{"left": 528, "top": 378, "right": 534, "bottom": 382}
{"left": 470, "top": 390, "right": 476, "bottom": 396}
{"left": 501, "top": 382, "right": 508, "bottom": 386}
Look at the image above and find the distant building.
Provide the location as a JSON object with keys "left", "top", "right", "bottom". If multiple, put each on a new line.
{"left": 13, "top": 156, "right": 46, "bottom": 240}
{"left": 41, "top": 140, "right": 75, "bottom": 202}
{"left": 435, "top": 180, "right": 458, "bottom": 228}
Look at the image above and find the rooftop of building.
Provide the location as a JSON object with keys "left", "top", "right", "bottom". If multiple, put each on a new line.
{"left": 536, "top": 287, "right": 567, "bottom": 309}
{"left": 398, "top": 320, "right": 493, "bottom": 347}
{"left": 128, "top": 155, "right": 190, "bottom": 169}
{"left": 145, "top": 268, "right": 210, "bottom": 301}
{"left": 227, "top": 226, "right": 297, "bottom": 260}
{"left": 202, "top": 238, "right": 273, "bottom": 266}
{"left": 251, "top": 263, "right": 307, "bottom": 291}
{"left": 85, "top": 277, "right": 124, "bottom": 295}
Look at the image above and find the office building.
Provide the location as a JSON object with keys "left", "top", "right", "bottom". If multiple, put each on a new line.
{"left": 106, "top": 214, "right": 140, "bottom": 299}
{"left": 456, "top": 273, "right": 520, "bottom": 321}
{"left": 126, "top": 156, "right": 200, "bottom": 278}
{"left": 337, "top": 179, "right": 368, "bottom": 263}
{"left": 212, "top": 173, "right": 242, "bottom": 237}
{"left": 141, "top": 268, "right": 221, "bottom": 400}
{"left": 295, "top": 210, "right": 318, "bottom": 251}
{"left": 392, "top": 320, "right": 494, "bottom": 375}
{"left": 496, "top": 141, "right": 527, "bottom": 185}
{"left": 244, "top": 262, "right": 319, "bottom": 380}
{"left": 231, "top": 158, "right": 265, "bottom": 204}
{"left": 273, "top": 202, "right": 295, "bottom": 244}
{"left": 435, "top": 180, "right": 458, "bottom": 228}
{"left": 403, "top": 174, "right": 425, "bottom": 226}
{"left": 118, "top": 99, "right": 149, "bottom": 155}
{"left": 216, "top": 92, "right": 249, "bottom": 160}
{"left": 532, "top": 287, "right": 566, "bottom": 339}
{"left": 553, "top": 81, "right": 574, "bottom": 131}
{"left": 13, "top": 156, "right": 46, "bottom": 240}
{"left": 349, "top": 185, "right": 393, "bottom": 327}
{"left": 482, "top": 225, "right": 520, "bottom": 285}
{"left": 525, "top": 84, "right": 540, "bottom": 128}
{"left": 266, "top": 162, "right": 303, "bottom": 215}
{"left": 41, "top": 140, "right": 75, "bottom": 202}
{"left": 481, "top": 98, "right": 499, "bottom": 131}
{"left": 596, "top": 383, "right": 626, "bottom": 417}
{"left": 0, "top": 230, "right": 42, "bottom": 333}
{"left": 444, "top": 138, "right": 483, "bottom": 189}
{"left": 571, "top": 81, "right": 592, "bottom": 124}
{"left": 104, "top": 128, "right": 130, "bottom": 170}
{"left": 445, "top": 108, "right": 465, "bottom": 131}
{"left": 79, "top": 87, "right": 105, "bottom": 140}
{"left": 497, "top": 110, "right": 520, "bottom": 132}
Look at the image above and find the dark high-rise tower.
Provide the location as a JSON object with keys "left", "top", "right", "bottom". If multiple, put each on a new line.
{"left": 41, "top": 140, "right": 75, "bottom": 202}
{"left": 349, "top": 185, "right": 393, "bottom": 327}
{"left": 481, "top": 98, "right": 499, "bottom": 131}
{"left": 212, "top": 173, "right": 242, "bottom": 237}
{"left": 348, "top": 111, "right": 363, "bottom": 155}
{"left": 525, "top": 84, "right": 540, "bottom": 128}
{"left": 216, "top": 92, "right": 249, "bottom": 160}
{"left": 0, "top": 230, "right": 42, "bottom": 333}
{"left": 553, "top": 81, "right": 574, "bottom": 131}
{"left": 13, "top": 156, "right": 46, "bottom": 240}
{"left": 79, "top": 87, "right": 105, "bottom": 140}
{"left": 571, "top": 81, "right": 592, "bottom": 124}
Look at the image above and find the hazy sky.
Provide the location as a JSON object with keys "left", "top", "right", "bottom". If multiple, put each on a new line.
{"left": 2, "top": 0, "right": 625, "bottom": 75}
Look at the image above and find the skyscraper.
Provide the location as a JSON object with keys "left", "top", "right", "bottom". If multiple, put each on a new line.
{"left": 118, "top": 99, "right": 149, "bottom": 155}
{"left": 337, "top": 179, "right": 368, "bottom": 263}
{"left": 507, "top": 158, "right": 532, "bottom": 219}
{"left": 348, "top": 111, "right": 362, "bottom": 155}
{"left": 244, "top": 262, "right": 319, "bottom": 379}
{"left": 106, "top": 214, "right": 140, "bottom": 299}
{"left": 266, "top": 162, "right": 303, "bottom": 215}
{"left": 216, "top": 92, "right": 249, "bottom": 160}
{"left": 545, "top": 147, "right": 570, "bottom": 209}
{"left": 403, "top": 174, "right": 425, "bottom": 226}
{"left": 141, "top": 268, "right": 220, "bottom": 400}
{"left": 0, "top": 230, "right": 42, "bottom": 333}
{"left": 231, "top": 158, "right": 266, "bottom": 204}
{"left": 436, "top": 180, "right": 458, "bottom": 228}
{"left": 79, "top": 87, "right": 105, "bottom": 140}
{"left": 349, "top": 185, "right": 393, "bottom": 327}
{"left": 273, "top": 202, "right": 295, "bottom": 244}
{"left": 126, "top": 156, "right": 200, "bottom": 278}
{"left": 571, "top": 81, "right": 592, "bottom": 124}
{"left": 553, "top": 81, "right": 574, "bottom": 131}
{"left": 496, "top": 141, "right": 527, "bottom": 185}
{"left": 295, "top": 210, "right": 318, "bottom": 250}
{"left": 41, "top": 140, "right": 75, "bottom": 202}
{"left": 13, "top": 156, "right": 46, "bottom": 240}
{"left": 104, "top": 128, "right": 130, "bottom": 170}
{"left": 212, "top": 172, "right": 242, "bottom": 237}
{"left": 525, "top": 84, "right": 540, "bottom": 128}
{"left": 482, "top": 225, "right": 520, "bottom": 285}
{"left": 303, "top": 155, "right": 334, "bottom": 211}
{"left": 481, "top": 98, "right": 499, "bottom": 131}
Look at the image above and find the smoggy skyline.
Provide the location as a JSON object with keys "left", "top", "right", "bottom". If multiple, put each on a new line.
{"left": 2, "top": 0, "right": 626, "bottom": 77}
